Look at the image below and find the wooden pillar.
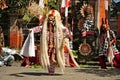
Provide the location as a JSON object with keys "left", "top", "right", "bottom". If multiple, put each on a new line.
{"left": 100, "top": 0, "right": 106, "bottom": 27}
{"left": 71, "top": 0, "right": 75, "bottom": 32}
{"left": 118, "top": 12, "right": 120, "bottom": 36}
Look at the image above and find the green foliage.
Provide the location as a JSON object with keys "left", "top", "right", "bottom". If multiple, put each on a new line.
{"left": 72, "top": 50, "right": 78, "bottom": 57}
{"left": 28, "top": 65, "right": 42, "bottom": 71}
{"left": 0, "top": 14, "right": 1, "bottom": 18}
{"left": 6, "top": 0, "right": 30, "bottom": 8}
{"left": 80, "top": 64, "right": 89, "bottom": 67}
{"left": 0, "top": 13, "right": 2, "bottom": 22}
{"left": 29, "top": 65, "right": 41, "bottom": 69}
{"left": 22, "top": 12, "right": 35, "bottom": 22}
{"left": 110, "top": 1, "right": 120, "bottom": 17}
{"left": 48, "top": 0, "right": 58, "bottom": 9}
{"left": 22, "top": 13, "right": 31, "bottom": 22}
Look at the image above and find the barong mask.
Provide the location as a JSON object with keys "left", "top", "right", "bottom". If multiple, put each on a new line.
{"left": 47, "top": 15, "right": 56, "bottom": 32}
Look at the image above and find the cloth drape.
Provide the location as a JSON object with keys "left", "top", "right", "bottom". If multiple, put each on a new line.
{"left": 20, "top": 30, "right": 35, "bottom": 57}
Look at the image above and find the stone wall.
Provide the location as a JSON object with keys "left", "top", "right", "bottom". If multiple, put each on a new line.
{"left": 109, "top": 17, "right": 118, "bottom": 35}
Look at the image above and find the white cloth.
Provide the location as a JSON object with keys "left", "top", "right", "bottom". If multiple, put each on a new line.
{"left": 39, "top": 0, "right": 44, "bottom": 8}
{"left": 104, "top": 0, "right": 108, "bottom": 10}
{"left": 20, "top": 30, "right": 35, "bottom": 57}
{"left": 2, "top": 47, "right": 18, "bottom": 55}
{"left": 107, "top": 46, "right": 114, "bottom": 64}
{"left": 61, "top": 0, "right": 66, "bottom": 8}
{"left": 61, "top": 0, "right": 70, "bottom": 7}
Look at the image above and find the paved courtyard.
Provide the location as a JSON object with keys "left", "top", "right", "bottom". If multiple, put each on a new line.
{"left": 0, "top": 61, "right": 120, "bottom": 80}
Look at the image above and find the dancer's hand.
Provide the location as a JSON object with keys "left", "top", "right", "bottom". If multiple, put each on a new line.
{"left": 29, "top": 29, "right": 32, "bottom": 32}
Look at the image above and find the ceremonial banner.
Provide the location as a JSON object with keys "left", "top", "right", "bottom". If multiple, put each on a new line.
{"left": 66, "top": 0, "right": 70, "bottom": 7}
{"left": 61, "top": 0, "right": 70, "bottom": 7}
{"left": 104, "top": 0, "right": 108, "bottom": 10}
{"left": 39, "top": 0, "right": 44, "bottom": 8}
{"left": 61, "top": 0, "right": 66, "bottom": 8}
{"left": 61, "top": 0, "right": 71, "bottom": 17}
{"left": 20, "top": 30, "right": 35, "bottom": 57}
{"left": 100, "top": 0, "right": 106, "bottom": 26}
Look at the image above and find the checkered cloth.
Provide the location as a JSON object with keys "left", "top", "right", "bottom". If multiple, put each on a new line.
{"left": 82, "top": 20, "right": 94, "bottom": 32}
{"left": 99, "top": 30, "right": 119, "bottom": 56}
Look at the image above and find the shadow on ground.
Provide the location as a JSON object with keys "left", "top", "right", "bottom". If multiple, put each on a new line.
{"left": 75, "top": 66, "right": 120, "bottom": 77}
{"left": 10, "top": 72, "right": 63, "bottom": 77}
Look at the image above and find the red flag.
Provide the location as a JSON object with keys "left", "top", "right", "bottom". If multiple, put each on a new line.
{"left": 66, "top": 0, "right": 70, "bottom": 7}
{"left": 61, "top": 0, "right": 71, "bottom": 8}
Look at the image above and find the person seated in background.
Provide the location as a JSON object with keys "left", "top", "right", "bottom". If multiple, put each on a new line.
{"left": 0, "top": 47, "right": 22, "bottom": 67}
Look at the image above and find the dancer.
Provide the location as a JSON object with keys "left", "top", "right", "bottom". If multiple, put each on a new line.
{"left": 63, "top": 38, "right": 79, "bottom": 67}
{"left": 21, "top": 9, "right": 79, "bottom": 73}
{"left": 99, "top": 19, "right": 120, "bottom": 69}
{"left": 40, "top": 9, "right": 79, "bottom": 74}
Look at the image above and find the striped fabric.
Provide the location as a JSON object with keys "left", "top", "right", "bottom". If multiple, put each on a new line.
{"left": 82, "top": 20, "right": 94, "bottom": 32}
{"left": 32, "top": 26, "right": 42, "bottom": 33}
{"left": 48, "top": 61, "right": 55, "bottom": 74}
{"left": 99, "top": 30, "right": 119, "bottom": 56}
